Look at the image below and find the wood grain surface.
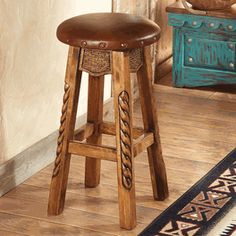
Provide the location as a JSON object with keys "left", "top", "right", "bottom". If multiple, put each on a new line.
{"left": 112, "top": 51, "right": 136, "bottom": 229}
{"left": 48, "top": 47, "right": 82, "bottom": 216}
{"left": 85, "top": 75, "right": 104, "bottom": 187}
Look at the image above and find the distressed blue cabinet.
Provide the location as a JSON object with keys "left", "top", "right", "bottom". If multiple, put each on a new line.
{"left": 167, "top": 3, "right": 236, "bottom": 87}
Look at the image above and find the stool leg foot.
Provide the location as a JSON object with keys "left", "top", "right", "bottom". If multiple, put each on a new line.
{"left": 137, "top": 46, "right": 169, "bottom": 200}
{"left": 85, "top": 75, "right": 104, "bottom": 188}
{"left": 113, "top": 51, "right": 136, "bottom": 230}
{"left": 48, "top": 47, "right": 82, "bottom": 215}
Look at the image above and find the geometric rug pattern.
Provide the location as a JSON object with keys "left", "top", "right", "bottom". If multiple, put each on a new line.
{"left": 139, "top": 149, "right": 236, "bottom": 236}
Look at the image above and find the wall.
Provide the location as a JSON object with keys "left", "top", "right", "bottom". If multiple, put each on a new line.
{"left": 112, "top": 0, "right": 175, "bottom": 79}
{"left": 0, "top": 0, "right": 112, "bottom": 164}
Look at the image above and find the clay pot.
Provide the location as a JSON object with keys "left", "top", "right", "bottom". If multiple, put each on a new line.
{"left": 182, "top": 0, "right": 236, "bottom": 11}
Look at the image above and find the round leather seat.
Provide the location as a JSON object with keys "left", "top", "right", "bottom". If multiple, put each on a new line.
{"left": 57, "top": 13, "right": 161, "bottom": 51}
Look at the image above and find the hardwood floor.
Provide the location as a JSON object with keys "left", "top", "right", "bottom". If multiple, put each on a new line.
{"left": 1, "top": 73, "right": 236, "bottom": 235}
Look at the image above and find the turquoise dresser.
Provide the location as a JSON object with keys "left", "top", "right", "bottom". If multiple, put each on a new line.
{"left": 167, "top": 2, "right": 236, "bottom": 87}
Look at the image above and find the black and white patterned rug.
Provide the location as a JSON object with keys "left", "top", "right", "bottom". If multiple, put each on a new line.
{"left": 139, "top": 149, "right": 236, "bottom": 236}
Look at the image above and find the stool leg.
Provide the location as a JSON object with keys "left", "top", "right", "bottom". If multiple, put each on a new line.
{"left": 85, "top": 75, "right": 104, "bottom": 187}
{"left": 112, "top": 51, "right": 136, "bottom": 230}
{"left": 48, "top": 47, "right": 82, "bottom": 215}
{"left": 137, "top": 46, "right": 169, "bottom": 200}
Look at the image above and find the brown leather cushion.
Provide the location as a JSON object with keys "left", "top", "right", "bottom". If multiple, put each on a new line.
{"left": 57, "top": 13, "right": 161, "bottom": 51}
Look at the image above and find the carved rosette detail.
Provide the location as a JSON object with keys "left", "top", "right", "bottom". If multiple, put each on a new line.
{"left": 118, "top": 91, "right": 133, "bottom": 190}
{"left": 52, "top": 82, "right": 70, "bottom": 177}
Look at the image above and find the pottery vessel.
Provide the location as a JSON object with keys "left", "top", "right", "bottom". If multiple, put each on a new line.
{"left": 183, "top": 0, "right": 236, "bottom": 10}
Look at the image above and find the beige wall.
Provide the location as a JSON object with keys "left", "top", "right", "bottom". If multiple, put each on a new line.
{"left": 0, "top": 0, "right": 112, "bottom": 164}
{"left": 113, "top": 0, "right": 175, "bottom": 79}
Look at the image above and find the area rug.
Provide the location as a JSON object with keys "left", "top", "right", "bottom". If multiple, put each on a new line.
{"left": 139, "top": 149, "right": 236, "bottom": 236}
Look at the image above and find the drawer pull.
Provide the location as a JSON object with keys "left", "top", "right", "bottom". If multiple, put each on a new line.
{"left": 187, "top": 38, "right": 192, "bottom": 43}
{"left": 188, "top": 57, "right": 194, "bottom": 63}
{"left": 192, "top": 21, "right": 197, "bottom": 26}
{"left": 228, "top": 43, "right": 234, "bottom": 49}
{"left": 209, "top": 23, "right": 215, "bottom": 27}
{"left": 228, "top": 25, "right": 233, "bottom": 30}
{"left": 229, "top": 62, "right": 235, "bottom": 68}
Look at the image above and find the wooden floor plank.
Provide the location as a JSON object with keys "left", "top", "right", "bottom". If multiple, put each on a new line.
{"left": 36, "top": 159, "right": 210, "bottom": 195}
{"left": 21, "top": 158, "right": 211, "bottom": 213}
{"left": 0, "top": 230, "right": 28, "bottom": 236}
{"left": 135, "top": 95, "right": 236, "bottom": 124}
{"left": 0, "top": 212, "right": 114, "bottom": 236}
{"left": 156, "top": 73, "right": 236, "bottom": 102}
{"left": 23, "top": 169, "right": 188, "bottom": 204}
{"left": 5, "top": 184, "right": 162, "bottom": 225}
{"left": 87, "top": 131, "right": 233, "bottom": 165}
{"left": 0, "top": 197, "right": 145, "bottom": 236}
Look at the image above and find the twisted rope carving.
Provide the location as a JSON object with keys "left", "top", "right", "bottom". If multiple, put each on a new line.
{"left": 118, "top": 91, "right": 133, "bottom": 190}
{"left": 52, "top": 82, "right": 70, "bottom": 177}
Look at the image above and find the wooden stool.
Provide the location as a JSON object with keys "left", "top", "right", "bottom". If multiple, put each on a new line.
{"left": 48, "top": 13, "right": 169, "bottom": 230}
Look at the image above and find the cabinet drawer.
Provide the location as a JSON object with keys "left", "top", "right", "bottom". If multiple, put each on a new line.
{"left": 184, "top": 35, "right": 236, "bottom": 72}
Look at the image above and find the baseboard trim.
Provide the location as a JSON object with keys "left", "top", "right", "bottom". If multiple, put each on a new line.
{"left": 0, "top": 98, "right": 113, "bottom": 197}
{"left": 0, "top": 128, "right": 58, "bottom": 197}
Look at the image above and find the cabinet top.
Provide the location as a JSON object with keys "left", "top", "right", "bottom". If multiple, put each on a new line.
{"left": 166, "top": 2, "right": 236, "bottom": 19}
